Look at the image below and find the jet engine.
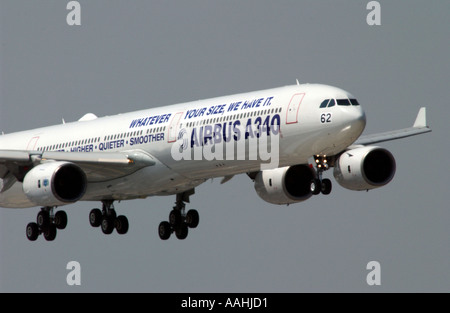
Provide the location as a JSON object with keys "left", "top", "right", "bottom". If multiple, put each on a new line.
{"left": 254, "top": 164, "right": 315, "bottom": 205}
{"left": 333, "top": 146, "right": 396, "bottom": 191}
{"left": 22, "top": 161, "right": 87, "bottom": 206}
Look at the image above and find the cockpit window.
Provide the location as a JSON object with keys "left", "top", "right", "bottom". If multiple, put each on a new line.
{"left": 320, "top": 99, "right": 336, "bottom": 108}
{"left": 320, "top": 99, "right": 329, "bottom": 108}
{"left": 337, "top": 99, "right": 351, "bottom": 106}
{"left": 350, "top": 98, "right": 360, "bottom": 106}
{"left": 321, "top": 98, "right": 360, "bottom": 108}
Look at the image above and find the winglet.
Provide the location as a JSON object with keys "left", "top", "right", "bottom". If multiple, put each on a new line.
{"left": 413, "top": 107, "right": 427, "bottom": 128}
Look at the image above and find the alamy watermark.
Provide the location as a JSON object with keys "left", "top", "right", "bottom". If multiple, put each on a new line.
{"left": 66, "top": 1, "right": 381, "bottom": 27}
{"left": 366, "top": 1, "right": 381, "bottom": 26}
{"left": 366, "top": 261, "right": 381, "bottom": 286}
{"left": 66, "top": 1, "right": 81, "bottom": 26}
{"left": 66, "top": 261, "right": 81, "bottom": 286}
{"left": 170, "top": 121, "right": 280, "bottom": 171}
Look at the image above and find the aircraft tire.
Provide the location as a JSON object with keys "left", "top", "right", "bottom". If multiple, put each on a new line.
{"left": 26, "top": 222, "right": 39, "bottom": 241}
{"left": 175, "top": 223, "right": 189, "bottom": 240}
{"left": 311, "top": 179, "right": 321, "bottom": 195}
{"left": 186, "top": 209, "right": 199, "bottom": 228}
{"left": 89, "top": 209, "right": 102, "bottom": 227}
{"left": 55, "top": 211, "right": 68, "bottom": 230}
{"left": 158, "top": 221, "right": 171, "bottom": 240}
{"left": 101, "top": 216, "right": 115, "bottom": 235}
{"left": 37, "top": 211, "right": 50, "bottom": 229}
{"left": 321, "top": 179, "right": 332, "bottom": 195}
{"left": 115, "top": 215, "right": 129, "bottom": 235}
{"left": 169, "top": 210, "right": 182, "bottom": 227}
{"left": 43, "top": 224, "right": 57, "bottom": 241}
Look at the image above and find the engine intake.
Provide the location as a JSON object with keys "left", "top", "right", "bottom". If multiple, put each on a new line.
{"left": 254, "top": 164, "right": 315, "bottom": 205}
{"left": 23, "top": 161, "right": 87, "bottom": 206}
{"left": 333, "top": 146, "right": 396, "bottom": 191}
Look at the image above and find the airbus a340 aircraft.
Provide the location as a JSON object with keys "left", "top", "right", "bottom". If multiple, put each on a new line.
{"left": 0, "top": 83, "right": 431, "bottom": 241}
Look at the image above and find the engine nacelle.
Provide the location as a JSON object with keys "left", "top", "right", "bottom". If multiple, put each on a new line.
{"left": 254, "top": 164, "right": 315, "bottom": 205}
{"left": 333, "top": 146, "right": 396, "bottom": 191}
{"left": 23, "top": 161, "right": 87, "bottom": 206}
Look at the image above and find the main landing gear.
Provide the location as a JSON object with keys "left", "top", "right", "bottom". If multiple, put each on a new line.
{"left": 158, "top": 189, "right": 199, "bottom": 240}
{"left": 310, "top": 154, "right": 333, "bottom": 196}
{"left": 89, "top": 200, "right": 129, "bottom": 235}
{"left": 26, "top": 207, "right": 67, "bottom": 241}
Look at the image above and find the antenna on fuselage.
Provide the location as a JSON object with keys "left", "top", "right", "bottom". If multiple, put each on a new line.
{"left": 296, "top": 79, "right": 300, "bottom": 85}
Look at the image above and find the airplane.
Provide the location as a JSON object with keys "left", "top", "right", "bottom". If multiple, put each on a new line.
{"left": 0, "top": 83, "right": 431, "bottom": 241}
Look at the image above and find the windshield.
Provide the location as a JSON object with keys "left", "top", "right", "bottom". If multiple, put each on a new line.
{"left": 320, "top": 98, "right": 360, "bottom": 108}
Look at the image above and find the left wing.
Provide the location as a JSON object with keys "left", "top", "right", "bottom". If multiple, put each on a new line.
{"left": 353, "top": 107, "right": 431, "bottom": 146}
{"left": 0, "top": 150, "right": 156, "bottom": 189}
{"left": 40, "top": 150, "right": 156, "bottom": 182}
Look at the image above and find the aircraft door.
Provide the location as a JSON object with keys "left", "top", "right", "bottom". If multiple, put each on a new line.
{"left": 286, "top": 93, "right": 305, "bottom": 124}
{"left": 168, "top": 112, "right": 183, "bottom": 143}
{"left": 26, "top": 136, "right": 40, "bottom": 150}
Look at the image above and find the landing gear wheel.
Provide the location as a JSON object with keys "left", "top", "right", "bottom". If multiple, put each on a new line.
{"left": 158, "top": 221, "right": 172, "bottom": 240}
{"left": 310, "top": 179, "right": 321, "bottom": 195}
{"left": 37, "top": 211, "right": 50, "bottom": 229}
{"left": 186, "top": 209, "right": 199, "bottom": 228}
{"left": 101, "top": 217, "right": 115, "bottom": 235}
{"left": 169, "top": 209, "right": 182, "bottom": 227}
{"left": 26, "top": 222, "right": 39, "bottom": 241}
{"left": 311, "top": 154, "right": 333, "bottom": 196}
{"left": 321, "top": 178, "right": 332, "bottom": 195}
{"left": 159, "top": 189, "right": 197, "bottom": 241}
{"left": 175, "top": 223, "right": 189, "bottom": 240}
{"left": 115, "top": 215, "right": 129, "bottom": 235}
{"left": 90, "top": 201, "right": 131, "bottom": 236}
{"left": 26, "top": 207, "right": 69, "bottom": 242}
{"left": 54, "top": 211, "right": 68, "bottom": 229}
{"left": 89, "top": 209, "right": 102, "bottom": 227}
{"left": 43, "top": 224, "right": 57, "bottom": 241}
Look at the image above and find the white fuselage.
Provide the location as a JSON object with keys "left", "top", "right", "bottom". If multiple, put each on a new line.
{"left": 0, "top": 84, "right": 366, "bottom": 208}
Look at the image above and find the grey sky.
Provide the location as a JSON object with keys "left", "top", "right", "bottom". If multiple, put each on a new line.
{"left": 0, "top": 0, "right": 448, "bottom": 292}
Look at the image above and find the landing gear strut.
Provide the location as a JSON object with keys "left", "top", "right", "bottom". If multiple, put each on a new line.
{"left": 310, "top": 155, "right": 332, "bottom": 195}
{"left": 158, "top": 189, "right": 199, "bottom": 240}
{"left": 89, "top": 200, "right": 129, "bottom": 235}
{"left": 26, "top": 207, "right": 67, "bottom": 241}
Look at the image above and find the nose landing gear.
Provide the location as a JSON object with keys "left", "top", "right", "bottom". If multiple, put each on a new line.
{"left": 310, "top": 155, "right": 333, "bottom": 195}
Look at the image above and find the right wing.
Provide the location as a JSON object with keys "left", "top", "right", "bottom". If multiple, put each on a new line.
{"left": 353, "top": 107, "right": 431, "bottom": 146}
